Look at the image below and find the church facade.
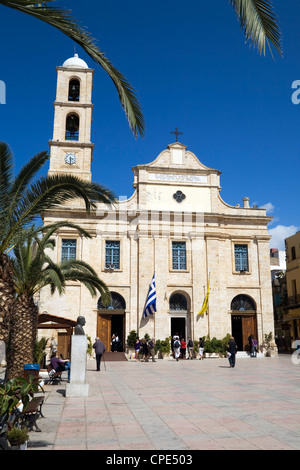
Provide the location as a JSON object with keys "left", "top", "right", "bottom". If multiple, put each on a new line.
{"left": 39, "top": 55, "right": 275, "bottom": 353}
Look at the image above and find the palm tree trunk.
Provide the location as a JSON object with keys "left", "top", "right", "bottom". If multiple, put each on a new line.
{"left": 6, "top": 294, "right": 38, "bottom": 380}
{"left": 0, "top": 253, "right": 15, "bottom": 344}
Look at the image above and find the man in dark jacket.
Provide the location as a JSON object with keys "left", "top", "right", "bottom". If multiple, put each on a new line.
{"left": 227, "top": 337, "right": 238, "bottom": 368}
{"left": 93, "top": 337, "right": 106, "bottom": 371}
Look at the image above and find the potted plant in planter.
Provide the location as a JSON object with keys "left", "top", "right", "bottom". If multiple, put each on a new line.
{"left": 7, "top": 426, "right": 29, "bottom": 450}
{"left": 203, "top": 334, "right": 231, "bottom": 358}
{"left": 156, "top": 337, "right": 171, "bottom": 359}
{"left": 126, "top": 330, "right": 138, "bottom": 358}
{"left": 0, "top": 377, "right": 38, "bottom": 450}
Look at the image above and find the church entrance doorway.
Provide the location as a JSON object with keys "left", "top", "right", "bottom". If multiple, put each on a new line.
{"left": 169, "top": 292, "right": 190, "bottom": 343}
{"left": 97, "top": 292, "right": 126, "bottom": 352}
{"left": 231, "top": 295, "right": 257, "bottom": 351}
{"left": 171, "top": 317, "right": 186, "bottom": 340}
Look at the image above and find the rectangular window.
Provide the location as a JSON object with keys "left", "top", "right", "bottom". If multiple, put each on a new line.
{"left": 172, "top": 242, "right": 186, "bottom": 270}
{"left": 61, "top": 239, "right": 77, "bottom": 261}
{"left": 105, "top": 241, "right": 120, "bottom": 269}
{"left": 234, "top": 244, "right": 249, "bottom": 272}
{"left": 291, "top": 246, "right": 296, "bottom": 260}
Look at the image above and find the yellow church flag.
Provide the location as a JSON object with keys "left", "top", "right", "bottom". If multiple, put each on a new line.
{"left": 198, "top": 278, "right": 210, "bottom": 316}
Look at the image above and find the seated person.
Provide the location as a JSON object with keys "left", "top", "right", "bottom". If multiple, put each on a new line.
{"left": 50, "top": 349, "right": 70, "bottom": 381}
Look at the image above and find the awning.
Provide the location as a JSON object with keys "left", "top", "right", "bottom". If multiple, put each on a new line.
{"left": 38, "top": 313, "right": 76, "bottom": 330}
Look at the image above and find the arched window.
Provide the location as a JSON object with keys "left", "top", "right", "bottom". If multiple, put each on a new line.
{"left": 65, "top": 113, "right": 79, "bottom": 141}
{"left": 68, "top": 79, "right": 80, "bottom": 102}
{"left": 97, "top": 291, "right": 126, "bottom": 310}
{"left": 169, "top": 293, "right": 187, "bottom": 311}
{"left": 231, "top": 295, "right": 256, "bottom": 311}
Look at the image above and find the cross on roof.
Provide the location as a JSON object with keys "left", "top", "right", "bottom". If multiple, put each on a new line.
{"left": 170, "top": 127, "right": 183, "bottom": 142}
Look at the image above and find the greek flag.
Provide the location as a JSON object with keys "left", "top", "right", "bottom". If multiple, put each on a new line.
{"left": 143, "top": 273, "right": 156, "bottom": 318}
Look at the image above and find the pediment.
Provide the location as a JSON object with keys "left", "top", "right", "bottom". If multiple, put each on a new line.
{"left": 135, "top": 142, "right": 220, "bottom": 174}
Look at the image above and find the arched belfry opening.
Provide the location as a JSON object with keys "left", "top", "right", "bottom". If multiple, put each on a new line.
{"left": 68, "top": 78, "right": 80, "bottom": 102}
{"left": 230, "top": 294, "right": 257, "bottom": 351}
{"left": 97, "top": 292, "right": 126, "bottom": 352}
{"left": 65, "top": 113, "right": 79, "bottom": 141}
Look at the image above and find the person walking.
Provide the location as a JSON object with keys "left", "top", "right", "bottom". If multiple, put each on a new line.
{"left": 227, "top": 336, "right": 238, "bottom": 368}
{"left": 198, "top": 337, "right": 204, "bottom": 360}
{"left": 93, "top": 337, "right": 106, "bottom": 371}
{"left": 173, "top": 333, "right": 181, "bottom": 361}
{"left": 141, "top": 338, "right": 149, "bottom": 362}
{"left": 147, "top": 338, "right": 156, "bottom": 362}
{"left": 135, "top": 337, "right": 141, "bottom": 361}
{"left": 180, "top": 338, "right": 186, "bottom": 359}
{"left": 187, "top": 337, "right": 194, "bottom": 360}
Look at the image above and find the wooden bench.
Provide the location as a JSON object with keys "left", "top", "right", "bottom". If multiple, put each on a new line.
{"left": 20, "top": 396, "right": 45, "bottom": 432}
{"left": 46, "top": 363, "right": 62, "bottom": 384}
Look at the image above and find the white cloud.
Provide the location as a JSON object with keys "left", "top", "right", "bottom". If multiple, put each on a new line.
{"left": 268, "top": 225, "right": 300, "bottom": 250}
{"left": 260, "top": 202, "right": 275, "bottom": 214}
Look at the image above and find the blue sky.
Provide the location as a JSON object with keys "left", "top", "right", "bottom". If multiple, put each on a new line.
{"left": 0, "top": 1, "right": 299, "bottom": 250}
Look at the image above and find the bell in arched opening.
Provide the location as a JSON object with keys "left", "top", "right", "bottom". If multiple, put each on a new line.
{"left": 65, "top": 113, "right": 79, "bottom": 141}
{"left": 68, "top": 79, "right": 80, "bottom": 102}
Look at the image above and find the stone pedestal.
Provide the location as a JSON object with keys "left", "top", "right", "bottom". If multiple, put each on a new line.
{"left": 65, "top": 335, "right": 89, "bottom": 397}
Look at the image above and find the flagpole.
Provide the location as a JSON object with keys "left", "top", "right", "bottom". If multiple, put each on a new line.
{"left": 153, "top": 239, "right": 156, "bottom": 340}
{"left": 207, "top": 271, "right": 210, "bottom": 337}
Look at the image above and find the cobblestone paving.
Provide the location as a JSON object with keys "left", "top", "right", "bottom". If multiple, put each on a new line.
{"left": 28, "top": 355, "right": 300, "bottom": 450}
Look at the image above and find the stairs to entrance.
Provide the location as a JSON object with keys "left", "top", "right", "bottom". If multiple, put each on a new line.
{"left": 236, "top": 351, "right": 250, "bottom": 358}
{"left": 103, "top": 352, "right": 128, "bottom": 362}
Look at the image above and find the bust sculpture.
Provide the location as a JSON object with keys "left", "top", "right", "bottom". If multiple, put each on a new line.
{"left": 74, "top": 316, "right": 86, "bottom": 335}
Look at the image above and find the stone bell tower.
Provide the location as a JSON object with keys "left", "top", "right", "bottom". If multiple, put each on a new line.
{"left": 48, "top": 54, "right": 94, "bottom": 181}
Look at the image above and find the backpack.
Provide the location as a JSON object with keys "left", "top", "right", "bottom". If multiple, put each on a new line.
{"left": 174, "top": 340, "right": 180, "bottom": 349}
{"left": 148, "top": 341, "right": 154, "bottom": 349}
{"left": 188, "top": 339, "right": 193, "bottom": 348}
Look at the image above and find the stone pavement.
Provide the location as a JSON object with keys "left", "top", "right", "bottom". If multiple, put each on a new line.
{"left": 27, "top": 354, "right": 300, "bottom": 451}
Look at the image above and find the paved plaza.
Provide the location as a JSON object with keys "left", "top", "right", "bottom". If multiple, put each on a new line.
{"left": 28, "top": 354, "right": 300, "bottom": 451}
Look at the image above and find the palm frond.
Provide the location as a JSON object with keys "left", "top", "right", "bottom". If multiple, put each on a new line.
{"left": 0, "top": 0, "right": 145, "bottom": 137}
{"left": 1, "top": 172, "right": 116, "bottom": 254}
{"left": 11, "top": 225, "right": 110, "bottom": 301}
{"left": 10, "top": 150, "right": 49, "bottom": 209}
{"left": 229, "top": 0, "right": 282, "bottom": 57}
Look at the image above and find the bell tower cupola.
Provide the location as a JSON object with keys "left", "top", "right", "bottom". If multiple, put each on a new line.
{"left": 48, "top": 54, "right": 94, "bottom": 181}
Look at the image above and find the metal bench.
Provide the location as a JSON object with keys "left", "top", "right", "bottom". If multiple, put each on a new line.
{"left": 20, "top": 396, "right": 45, "bottom": 432}
{"left": 46, "top": 363, "right": 62, "bottom": 384}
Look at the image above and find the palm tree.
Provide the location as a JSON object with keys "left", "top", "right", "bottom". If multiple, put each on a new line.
{"left": 0, "top": 141, "right": 115, "bottom": 346}
{"left": 6, "top": 224, "right": 111, "bottom": 379}
{"left": 0, "top": 0, "right": 145, "bottom": 138}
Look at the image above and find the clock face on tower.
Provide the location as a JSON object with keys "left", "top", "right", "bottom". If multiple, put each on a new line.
{"left": 65, "top": 152, "right": 76, "bottom": 165}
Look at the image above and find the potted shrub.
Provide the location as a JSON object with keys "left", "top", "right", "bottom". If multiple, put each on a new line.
{"left": 156, "top": 337, "right": 171, "bottom": 359}
{"left": 126, "top": 330, "right": 137, "bottom": 358}
{"left": 203, "top": 334, "right": 231, "bottom": 358}
{"left": 7, "top": 426, "right": 29, "bottom": 450}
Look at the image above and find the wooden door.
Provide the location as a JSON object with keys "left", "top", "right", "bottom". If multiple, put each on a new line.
{"left": 97, "top": 314, "right": 112, "bottom": 351}
{"left": 242, "top": 315, "right": 256, "bottom": 351}
{"left": 57, "top": 332, "right": 69, "bottom": 359}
